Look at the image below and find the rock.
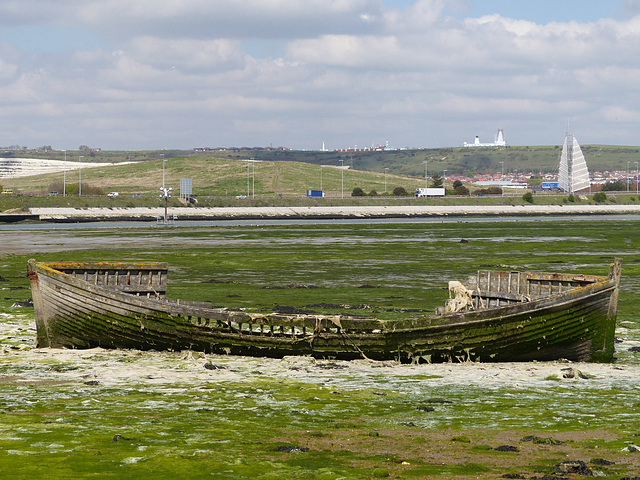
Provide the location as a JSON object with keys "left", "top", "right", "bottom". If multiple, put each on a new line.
{"left": 494, "top": 445, "right": 519, "bottom": 452}
{"left": 628, "top": 346, "right": 640, "bottom": 353}
{"left": 552, "top": 460, "right": 592, "bottom": 475}
{"left": 416, "top": 406, "right": 435, "bottom": 412}
{"left": 561, "top": 367, "right": 589, "bottom": 379}
{"left": 274, "top": 445, "right": 309, "bottom": 453}
{"left": 11, "top": 300, "right": 34, "bottom": 307}
{"left": 501, "top": 474, "right": 525, "bottom": 479}
{"left": 591, "top": 458, "right": 614, "bottom": 465}
{"left": 112, "top": 434, "right": 136, "bottom": 442}
{"left": 521, "top": 435, "right": 563, "bottom": 445}
{"left": 204, "top": 362, "right": 225, "bottom": 370}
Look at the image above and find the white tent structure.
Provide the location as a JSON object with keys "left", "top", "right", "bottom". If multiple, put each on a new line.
{"left": 558, "top": 134, "right": 590, "bottom": 194}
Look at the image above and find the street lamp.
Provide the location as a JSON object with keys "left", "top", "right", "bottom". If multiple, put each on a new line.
{"left": 627, "top": 161, "right": 630, "bottom": 193}
{"left": 339, "top": 159, "right": 344, "bottom": 199}
{"left": 320, "top": 166, "right": 324, "bottom": 192}
{"left": 500, "top": 161, "right": 504, "bottom": 197}
{"left": 443, "top": 170, "right": 447, "bottom": 187}
{"left": 161, "top": 154, "right": 166, "bottom": 189}
{"left": 384, "top": 167, "right": 388, "bottom": 193}
{"left": 78, "top": 155, "right": 83, "bottom": 196}
{"left": 251, "top": 159, "right": 255, "bottom": 198}
{"left": 63, "top": 150, "right": 66, "bottom": 196}
{"left": 636, "top": 161, "right": 639, "bottom": 194}
{"left": 424, "top": 160, "right": 428, "bottom": 188}
{"left": 160, "top": 187, "right": 172, "bottom": 225}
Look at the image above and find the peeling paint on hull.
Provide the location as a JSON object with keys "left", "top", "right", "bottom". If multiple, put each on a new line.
{"left": 27, "top": 259, "right": 621, "bottom": 363}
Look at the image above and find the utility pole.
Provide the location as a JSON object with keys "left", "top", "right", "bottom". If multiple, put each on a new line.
{"left": 424, "top": 160, "right": 428, "bottom": 188}
{"left": 78, "top": 155, "right": 83, "bottom": 196}
{"left": 63, "top": 150, "right": 66, "bottom": 196}
{"left": 339, "top": 159, "right": 344, "bottom": 198}
{"left": 384, "top": 167, "right": 388, "bottom": 193}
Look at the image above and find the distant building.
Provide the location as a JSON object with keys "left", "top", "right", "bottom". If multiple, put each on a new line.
{"left": 463, "top": 129, "right": 506, "bottom": 148}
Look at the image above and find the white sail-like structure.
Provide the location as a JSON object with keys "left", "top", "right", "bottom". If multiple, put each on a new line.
{"left": 558, "top": 135, "right": 590, "bottom": 194}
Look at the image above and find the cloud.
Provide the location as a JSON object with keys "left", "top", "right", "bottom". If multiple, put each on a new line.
{"left": 0, "top": 0, "right": 639, "bottom": 149}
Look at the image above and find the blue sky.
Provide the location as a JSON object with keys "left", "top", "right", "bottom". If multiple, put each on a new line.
{"left": 1, "top": 0, "right": 640, "bottom": 150}
{"left": 386, "top": 0, "right": 626, "bottom": 23}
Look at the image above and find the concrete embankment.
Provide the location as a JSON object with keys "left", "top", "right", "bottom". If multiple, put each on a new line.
{"left": 27, "top": 204, "right": 640, "bottom": 222}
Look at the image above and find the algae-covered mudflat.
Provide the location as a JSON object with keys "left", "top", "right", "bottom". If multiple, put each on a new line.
{"left": 2, "top": 219, "right": 640, "bottom": 479}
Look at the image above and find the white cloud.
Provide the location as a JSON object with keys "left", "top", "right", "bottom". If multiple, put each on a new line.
{"left": 0, "top": 1, "right": 639, "bottom": 149}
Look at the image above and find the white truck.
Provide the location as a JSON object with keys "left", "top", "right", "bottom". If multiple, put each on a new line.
{"left": 415, "top": 187, "right": 445, "bottom": 197}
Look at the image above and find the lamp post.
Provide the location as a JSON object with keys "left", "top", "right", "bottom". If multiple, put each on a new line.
{"left": 78, "top": 155, "right": 83, "bottom": 196}
{"left": 339, "top": 159, "right": 344, "bottom": 199}
{"left": 424, "top": 160, "right": 428, "bottom": 188}
{"left": 63, "top": 150, "right": 66, "bottom": 196}
{"left": 443, "top": 170, "right": 447, "bottom": 188}
{"left": 247, "top": 163, "right": 250, "bottom": 197}
{"left": 320, "top": 166, "right": 324, "bottom": 192}
{"left": 384, "top": 167, "right": 388, "bottom": 193}
{"left": 251, "top": 158, "right": 255, "bottom": 198}
{"left": 636, "top": 161, "right": 639, "bottom": 194}
{"left": 500, "top": 161, "right": 504, "bottom": 197}
{"left": 160, "top": 187, "right": 172, "bottom": 225}
{"left": 627, "top": 162, "right": 630, "bottom": 193}
{"left": 161, "top": 154, "right": 166, "bottom": 189}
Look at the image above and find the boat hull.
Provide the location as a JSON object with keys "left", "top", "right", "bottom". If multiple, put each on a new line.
{"left": 27, "top": 259, "right": 621, "bottom": 363}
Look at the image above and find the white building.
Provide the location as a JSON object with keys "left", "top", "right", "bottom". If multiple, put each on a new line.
{"left": 463, "top": 129, "right": 506, "bottom": 148}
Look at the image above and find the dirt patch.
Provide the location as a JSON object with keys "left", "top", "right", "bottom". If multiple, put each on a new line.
{"left": 272, "top": 428, "right": 633, "bottom": 479}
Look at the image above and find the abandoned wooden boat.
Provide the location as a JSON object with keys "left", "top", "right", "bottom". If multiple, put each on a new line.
{"left": 27, "top": 259, "right": 622, "bottom": 363}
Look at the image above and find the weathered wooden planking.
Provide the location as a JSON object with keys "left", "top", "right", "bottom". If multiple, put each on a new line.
{"left": 27, "top": 258, "right": 622, "bottom": 363}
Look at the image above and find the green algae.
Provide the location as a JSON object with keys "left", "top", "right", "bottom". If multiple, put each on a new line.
{"left": 3, "top": 219, "right": 640, "bottom": 478}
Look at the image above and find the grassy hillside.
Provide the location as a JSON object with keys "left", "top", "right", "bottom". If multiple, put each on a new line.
{"left": 215, "top": 145, "right": 640, "bottom": 177}
{"left": 1, "top": 156, "right": 426, "bottom": 198}
{"left": 5, "top": 144, "right": 640, "bottom": 180}
{"left": 3, "top": 144, "right": 640, "bottom": 202}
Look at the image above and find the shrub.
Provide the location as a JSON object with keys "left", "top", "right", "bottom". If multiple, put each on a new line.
{"left": 368, "top": 189, "right": 378, "bottom": 196}
{"left": 522, "top": 192, "right": 534, "bottom": 203}
{"left": 567, "top": 194, "right": 575, "bottom": 202}
{"left": 593, "top": 192, "right": 607, "bottom": 203}
{"left": 392, "top": 186, "right": 407, "bottom": 196}
{"left": 454, "top": 185, "right": 470, "bottom": 196}
{"left": 452, "top": 180, "right": 463, "bottom": 189}
{"left": 351, "top": 187, "right": 365, "bottom": 197}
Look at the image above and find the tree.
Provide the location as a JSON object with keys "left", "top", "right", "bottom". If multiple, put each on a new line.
{"left": 454, "top": 185, "right": 469, "bottom": 196}
{"left": 431, "top": 174, "right": 443, "bottom": 188}
{"left": 601, "top": 180, "right": 625, "bottom": 191}
{"left": 522, "top": 192, "right": 534, "bottom": 203}
{"left": 452, "top": 180, "right": 463, "bottom": 189}
{"left": 351, "top": 187, "right": 365, "bottom": 197}
{"left": 392, "top": 186, "right": 407, "bottom": 196}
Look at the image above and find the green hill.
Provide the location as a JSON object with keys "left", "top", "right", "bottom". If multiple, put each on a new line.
{"left": 3, "top": 144, "right": 640, "bottom": 200}
{"left": 215, "top": 145, "right": 640, "bottom": 177}
{"left": 1, "top": 156, "right": 425, "bottom": 198}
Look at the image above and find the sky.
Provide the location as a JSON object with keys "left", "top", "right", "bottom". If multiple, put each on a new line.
{"left": 1, "top": 0, "right": 640, "bottom": 151}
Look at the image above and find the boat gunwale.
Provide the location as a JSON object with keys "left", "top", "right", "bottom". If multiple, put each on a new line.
{"left": 28, "top": 259, "right": 619, "bottom": 333}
